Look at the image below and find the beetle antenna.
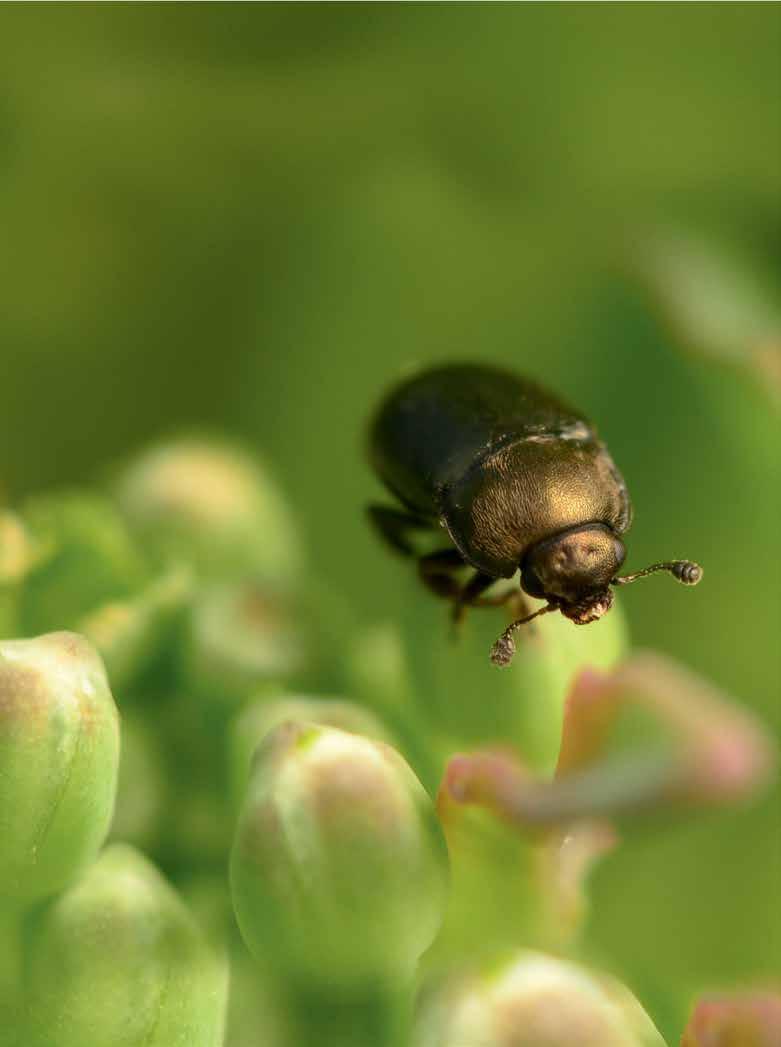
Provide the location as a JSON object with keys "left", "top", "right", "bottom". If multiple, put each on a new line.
{"left": 612, "top": 559, "right": 703, "bottom": 587}
{"left": 490, "top": 604, "right": 557, "bottom": 667}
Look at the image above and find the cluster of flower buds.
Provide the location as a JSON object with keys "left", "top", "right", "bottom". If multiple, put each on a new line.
{"left": 0, "top": 435, "right": 777, "bottom": 1046}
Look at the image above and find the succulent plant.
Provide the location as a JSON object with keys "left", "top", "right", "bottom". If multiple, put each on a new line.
{"left": 0, "top": 435, "right": 776, "bottom": 1047}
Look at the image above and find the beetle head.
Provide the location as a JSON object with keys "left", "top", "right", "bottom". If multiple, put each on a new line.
{"left": 521, "top": 523, "right": 626, "bottom": 606}
{"left": 493, "top": 527, "right": 703, "bottom": 668}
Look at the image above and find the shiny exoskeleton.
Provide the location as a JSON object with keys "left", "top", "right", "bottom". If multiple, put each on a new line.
{"left": 367, "top": 364, "right": 702, "bottom": 666}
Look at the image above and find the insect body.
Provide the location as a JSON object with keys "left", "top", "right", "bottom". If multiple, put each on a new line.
{"left": 368, "top": 363, "right": 702, "bottom": 666}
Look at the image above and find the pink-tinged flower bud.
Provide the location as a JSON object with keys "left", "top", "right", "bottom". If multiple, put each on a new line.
{"left": 439, "top": 653, "right": 775, "bottom": 833}
{"left": 230, "top": 723, "right": 448, "bottom": 988}
{"left": 637, "top": 226, "right": 781, "bottom": 407}
{"left": 24, "top": 845, "right": 228, "bottom": 1047}
{"left": 414, "top": 951, "right": 665, "bottom": 1047}
{"left": 0, "top": 632, "right": 119, "bottom": 905}
{"left": 681, "top": 989, "right": 781, "bottom": 1047}
{"left": 437, "top": 748, "right": 615, "bottom": 954}
{"left": 114, "top": 437, "right": 302, "bottom": 582}
{"left": 435, "top": 653, "right": 775, "bottom": 957}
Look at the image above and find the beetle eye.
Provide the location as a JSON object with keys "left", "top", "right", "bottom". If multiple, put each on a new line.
{"left": 519, "top": 561, "right": 547, "bottom": 599}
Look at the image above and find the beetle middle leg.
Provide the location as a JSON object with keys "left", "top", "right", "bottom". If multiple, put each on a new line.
{"left": 418, "top": 552, "right": 517, "bottom": 624}
{"left": 453, "top": 572, "right": 519, "bottom": 624}
{"left": 417, "top": 549, "right": 467, "bottom": 601}
{"left": 367, "top": 504, "right": 433, "bottom": 557}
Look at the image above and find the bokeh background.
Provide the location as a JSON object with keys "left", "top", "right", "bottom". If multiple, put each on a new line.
{"left": 1, "top": 5, "right": 778, "bottom": 1040}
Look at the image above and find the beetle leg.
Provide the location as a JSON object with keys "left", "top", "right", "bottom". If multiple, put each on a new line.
{"left": 367, "top": 504, "right": 433, "bottom": 557}
{"left": 452, "top": 572, "right": 500, "bottom": 624}
{"left": 417, "top": 549, "right": 467, "bottom": 600}
{"left": 506, "top": 588, "right": 533, "bottom": 620}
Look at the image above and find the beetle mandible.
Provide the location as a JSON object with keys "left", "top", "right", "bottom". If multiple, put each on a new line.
{"left": 367, "top": 363, "right": 702, "bottom": 666}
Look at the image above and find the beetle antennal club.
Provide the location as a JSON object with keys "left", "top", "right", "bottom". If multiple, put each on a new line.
{"left": 612, "top": 560, "right": 703, "bottom": 587}
{"left": 490, "top": 603, "right": 557, "bottom": 667}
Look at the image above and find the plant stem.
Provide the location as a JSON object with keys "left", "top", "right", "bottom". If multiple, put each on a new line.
{"left": 279, "top": 977, "right": 412, "bottom": 1047}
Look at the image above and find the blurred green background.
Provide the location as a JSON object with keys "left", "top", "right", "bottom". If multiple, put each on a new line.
{"left": 0, "top": 3, "right": 778, "bottom": 1032}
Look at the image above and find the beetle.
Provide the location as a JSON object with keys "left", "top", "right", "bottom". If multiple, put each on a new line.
{"left": 367, "top": 363, "right": 702, "bottom": 666}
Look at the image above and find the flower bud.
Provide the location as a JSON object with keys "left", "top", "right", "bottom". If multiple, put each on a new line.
{"left": 395, "top": 592, "right": 628, "bottom": 776}
{"left": 414, "top": 951, "right": 665, "bottom": 1047}
{"left": 681, "top": 989, "right": 781, "bottom": 1047}
{"left": 16, "top": 492, "right": 146, "bottom": 636}
{"left": 0, "top": 511, "right": 38, "bottom": 640}
{"left": 0, "top": 632, "right": 119, "bottom": 905}
{"left": 228, "top": 693, "right": 392, "bottom": 811}
{"left": 0, "top": 511, "right": 37, "bottom": 587}
{"left": 114, "top": 436, "right": 302, "bottom": 582}
{"left": 78, "top": 565, "right": 193, "bottom": 693}
{"left": 436, "top": 747, "right": 615, "bottom": 955}
{"left": 230, "top": 723, "right": 448, "bottom": 988}
{"left": 24, "top": 845, "right": 228, "bottom": 1047}
{"left": 182, "top": 581, "right": 306, "bottom": 707}
{"left": 637, "top": 226, "right": 781, "bottom": 406}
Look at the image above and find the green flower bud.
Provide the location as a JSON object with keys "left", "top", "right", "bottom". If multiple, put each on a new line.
{"left": 638, "top": 225, "right": 781, "bottom": 407}
{"left": 0, "top": 512, "right": 32, "bottom": 639}
{"left": 228, "top": 693, "right": 393, "bottom": 812}
{"left": 508, "top": 600, "right": 629, "bottom": 773}
{"left": 182, "top": 581, "right": 306, "bottom": 708}
{"left": 0, "top": 632, "right": 119, "bottom": 905}
{"left": 114, "top": 436, "right": 302, "bottom": 582}
{"left": 17, "top": 492, "right": 146, "bottom": 636}
{"left": 396, "top": 591, "right": 629, "bottom": 776}
{"left": 0, "top": 511, "right": 38, "bottom": 587}
{"left": 414, "top": 951, "right": 665, "bottom": 1047}
{"left": 24, "top": 845, "right": 228, "bottom": 1047}
{"left": 78, "top": 565, "right": 193, "bottom": 694}
{"left": 231, "top": 723, "right": 448, "bottom": 989}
